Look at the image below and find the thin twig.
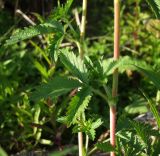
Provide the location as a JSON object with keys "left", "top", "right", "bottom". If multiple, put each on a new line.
{"left": 85, "top": 134, "right": 89, "bottom": 153}
{"left": 15, "top": 9, "right": 45, "bottom": 46}
{"left": 73, "top": 8, "right": 81, "bottom": 30}
{"left": 16, "top": 9, "right": 36, "bottom": 26}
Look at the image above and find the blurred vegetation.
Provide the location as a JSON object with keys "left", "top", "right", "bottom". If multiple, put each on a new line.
{"left": 0, "top": 0, "right": 160, "bottom": 155}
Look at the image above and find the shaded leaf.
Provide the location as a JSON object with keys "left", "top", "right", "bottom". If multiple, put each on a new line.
{"left": 96, "top": 141, "right": 115, "bottom": 153}
{"left": 141, "top": 91, "right": 160, "bottom": 128}
{"left": 31, "top": 76, "right": 82, "bottom": 101}
{"left": 146, "top": 0, "right": 160, "bottom": 18}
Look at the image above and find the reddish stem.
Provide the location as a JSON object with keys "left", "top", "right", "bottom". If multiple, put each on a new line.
{"left": 110, "top": 0, "right": 120, "bottom": 156}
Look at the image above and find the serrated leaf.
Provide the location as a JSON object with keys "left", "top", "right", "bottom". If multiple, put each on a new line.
{"left": 66, "top": 87, "right": 91, "bottom": 125}
{"left": 31, "top": 76, "right": 82, "bottom": 101}
{"left": 96, "top": 141, "right": 115, "bottom": 153}
{"left": 129, "top": 121, "right": 152, "bottom": 154}
{"left": 117, "top": 130, "right": 145, "bottom": 155}
{"left": 48, "top": 34, "right": 64, "bottom": 62}
{"left": 104, "top": 56, "right": 160, "bottom": 90}
{"left": 60, "top": 49, "right": 88, "bottom": 83}
{"left": 91, "top": 118, "right": 103, "bottom": 129}
{"left": 104, "top": 56, "right": 148, "bottom": 75}
{"left": 89, "top": 118, "right": 103, "bottom": 140}
{"left": 72, "top": 118, "right": 103, "bottom": 140}
{"left": 5, "top": 20, "right": 63, "bottom": 46}
{"left": 50, "top": 0, "right": 73, "bottom": 20}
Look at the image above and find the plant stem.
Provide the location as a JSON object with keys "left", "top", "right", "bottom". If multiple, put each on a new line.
{"left": 92, "top": 88, "right": 108, "bottom": 103}
{"left": 78, "top": 132, "right": 83, "bottom": 156}
{"left": 110, "top": 0, "right": 120, "bottom": 156}
{"left": 78, "top": 0, "right": 87, "bottom": 156}
{"left": 80, "top": 0, "right": 87, "bottom": 58}
{"left": 85, "top": 134, "right": 89, "bottom": 153}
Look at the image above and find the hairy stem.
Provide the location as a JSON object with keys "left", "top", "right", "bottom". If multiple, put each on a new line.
{"left": 78, "top": 0, "right": 87, "bottom": 155}
{"left": 110, "top": 0, "right": 120, "bottom": 156}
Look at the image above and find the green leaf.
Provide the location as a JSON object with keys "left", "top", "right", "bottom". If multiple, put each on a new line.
{"left": 34, "top": 60, "right": 48, "bottom": 79}
{"left": 117, "top": 130, "right": 145, "bottom": 155}
{"left": 96, "top": 141, "right": 115, "bottom": 153}
{"left": 89, "top": 118, "right": 103, "bottom": 140}
{"left": 136, "top": 66, "right": 160, "bottom": 90}
{"left": 66, "top": 87, "right": 92, "bottom": 125}
{"left": 105, "top": 56, "right": 148, "bottom": 75}
{"left": 31, "top": 76, "right": 82, "bottom": 101}
{"left": 73, "top": 118, "right": 103, "bottom": 140}
{"left": 64, "top": 0, "right": 74, "bottom": 14}
{"left": 0, "top": 147, "right": 7, "bottom": 156}
{"left": 124, "top": 94, "right": 148, "bottom": 114}
{"left": 91, "top": 118, "right": 103, "bottom": 129}
{"left": 48, "top": 34, "right": 64, "bottom": 62}
{"left": 141, "top": 91, "right": 160, "bottom": 129}
{"left": 60, "top": 49, "right": 89, "bottom": 83}
{"left": 50, "top": 0, "right": 73, "bottom": 20}
{"left": 146, "top": 0, "right": 160, "bottom": 18}
{"left": 5, "top": 20, "right": 63, "bottom": 46}
{"left": 129, "top": 121, "right": 153, "bottom": 154}
{"left": 104, "top": 56, "right": 160, "bottom": 90}
{"left": 84, "top": 56, "right": 108, "bottom": 86}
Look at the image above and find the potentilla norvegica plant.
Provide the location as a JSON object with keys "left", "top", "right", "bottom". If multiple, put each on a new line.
{"left": 4, "top": 0, "right": 160, "bottom": 155}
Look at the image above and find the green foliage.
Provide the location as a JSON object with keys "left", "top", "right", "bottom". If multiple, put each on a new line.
{"left": 124, "top": 94, "right": 148, "bottom": 114}
{"left": 5, "top": 20, "right": 63, "bottom": 46}
{"left": 117, "top": 130, "right": 145, "bottom": 156}
{"left": 73, "top": 118, "right": 103, "bottom": 140}
{"left": 66, "top": 87, "right": 92, "bottom": 125}
{"left": 0, "top": 147, "right": 7, "bottom": 156}
{"left": 60, "top": 49, "right": 89, "bottom": 83}
{"left": 50, "top": 0, "right": 74, "bottom": 20}
{"left": 137, "top": 67, "right": 160, "bottom": 90}
{"left": 95, "top": 141, "right": 115, "bottom": 153}
{"left": 146, "top": 0, "right": 160, "bottom": 18}
{"left": 104, "top": 56, "right": 149, "bottom": 75}
{"left": 104, "top": 56, "right": 160, "bottom": 90}
{"left": 116, "top": 117, "right": 160, "bottom": 156}
{"left": 31, "top": 76, "right": 82, "bottom": 101}
{"left": 1, "top": 0, "right": 160, "bottom": 155}
{"left": 142, "top": 91, "right": 160, "bottom": 128}
{"left": 130, "top": 121, "right": 152, "bottom": 153}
